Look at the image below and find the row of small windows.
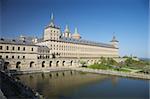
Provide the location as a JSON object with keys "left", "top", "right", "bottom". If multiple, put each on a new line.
{"left": 38, "top": 55, "right": 50, "bottom": 59}
{"left": 51, "top": 30, "right": 59, "bottom": 33}
{"left": 0, "top": 46, "right": 34, "bottom": 51}
{"left": 39, "top": 50, "right": 50, "bottom": 53}
{"left": 49, "top": 45, "right": 114, "bottom": 52}
{"left": 0, "top": 55, "right": 25, "bottom": 59}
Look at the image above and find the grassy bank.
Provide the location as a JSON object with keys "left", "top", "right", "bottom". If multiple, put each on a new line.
{"left": 88, "top": 64, "right": 131, "bottom": 72}
{"left": 87, "top": 57, "right": 150, "bottom": 74}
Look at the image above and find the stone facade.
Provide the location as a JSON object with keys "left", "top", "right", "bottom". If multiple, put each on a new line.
{"left": 0, "top": 14, "right": 119, "bottom": 72}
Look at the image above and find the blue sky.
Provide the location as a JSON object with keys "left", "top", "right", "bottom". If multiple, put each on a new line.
{"left": 0, "top": 0, "right": 149, "bottom": 58}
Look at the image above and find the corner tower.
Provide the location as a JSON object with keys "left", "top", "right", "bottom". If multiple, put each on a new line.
{"left": 43, "top": 13, "right": 61, "bottom": 41}
{"left": 110, "top": 35, "right": 119, "bottom": 48}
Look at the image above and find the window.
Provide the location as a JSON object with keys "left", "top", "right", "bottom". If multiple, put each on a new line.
{"left": 0, "top": 55, "right": 2, "bottom": 59}
{"left": 18, "top": 47, "right": 20, "bottom": 51}
{"left": 6, "top": 46, "right": 9, "bottom": 50}
{"left": 31, "top": 48, "right": 33, "bottom": 51}
{"left": 23, "top": 56, "right": 25, "bottom": 59}
{"left": 23, "top": 47, "right": 25, "bottom": 51}
{"left": 12, "top": 46, "right": 15, "bottom": 50}
{"left": 12, "top": 56, "right": 14, "bottom": 59}
{"left": 6, "top": 56, "right": 8, "bottom": 59}
{"left": 18, "top": 56, "right": 20, "bottom": 59}
{"left": 0, "top": 46, "right": 2, "bottom": 50}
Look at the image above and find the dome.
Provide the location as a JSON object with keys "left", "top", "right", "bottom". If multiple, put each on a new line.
{"left": 72, "top": 28, "right": 81, "bottom": 39}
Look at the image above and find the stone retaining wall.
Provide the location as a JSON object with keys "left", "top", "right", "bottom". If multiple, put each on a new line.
{"left": 71, "top": 68, "right": 150, "bottom": 80}
{"left": 0, "top": 71, "right": 44, "bottom": 99}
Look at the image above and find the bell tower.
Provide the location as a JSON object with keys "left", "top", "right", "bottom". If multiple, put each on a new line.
{"left": 43, "top": 13, "right": 61, "bottom": 41}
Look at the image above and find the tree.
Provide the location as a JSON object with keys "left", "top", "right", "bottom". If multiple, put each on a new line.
{"left": 124, "top": 57, "right": 133, "bottom": 66}
{"left": 100, "top": 57, "right": 107, "bottom": 65}
{"left": 80, "top": 60, "right": 87, "bottom": 67}
{"left": 143, "top": 65, "right": 150, "bottom": 74}
{"left": 107, "top": 58, "right": 118, "bottom": 65}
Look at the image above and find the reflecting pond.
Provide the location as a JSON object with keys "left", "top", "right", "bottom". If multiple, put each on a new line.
{"left": 16, "top": 70, "right": 149, "bottom": 99}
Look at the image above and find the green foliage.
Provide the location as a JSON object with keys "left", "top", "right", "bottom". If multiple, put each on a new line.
{"left": 124, "top": 58, "right": 149, "bottom": 70}
{"left": 142, "top": 65, "right": 150, "bottom": 74}
{"left": 100, "top": 57, "right": 118, "bottom": 66}
{"left": 88, "top": 64, "right": 111, "bottom": 70}
{"left": 124, "top": 57, "right": 133, "bottom": 66}
{"left": 107, "top": 58, "right": 118, "bottom": 65}
{"left": 122, "top": 56, "right": 129, "bottom": 58}
{"left": 80, "top": 60, "right": 86, "bottom": 66}
{"left": 88, "top": 57, "right": 149, "bottom": 74}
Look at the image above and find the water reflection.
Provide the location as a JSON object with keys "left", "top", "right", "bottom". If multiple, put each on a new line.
{"left": 17, "top": 70, "right": 149, "bottom": 99}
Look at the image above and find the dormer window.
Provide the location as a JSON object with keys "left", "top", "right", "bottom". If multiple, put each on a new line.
{"left": 0, "top": 38, "right": 4, "bottom": 41}
{"left": 12, "top": 39, "right": 16, "bottom": 42}
{"left": 18, "top": 47, "right": 20, "bottom": 50}
{"left": 31, "top": 48, "right": 34, "bottom": 51}
{"left": 0, "top": 46, "right": 2, "bottom": 50}
{"left": 6, "top": 46, "right": 9, "bottom": 50}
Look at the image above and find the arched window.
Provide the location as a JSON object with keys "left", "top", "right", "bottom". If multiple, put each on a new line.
{"left": 49, "top": 61, "right": 52, "bottom": 67}
{"left": 42, "top": 61, "right": 45, "bottom": 67}
{"left": 70, "top": 61, "right": 73, "bottom": 66}
{"left": 30, "top": 61, "right": 34, "bottom": 68}
{"left": 62, "top": 61, "right": 65, "bottom": 66}
{"left": 16, "top": 62, "right": 21, "bottom": 69}
{"left": 56, "top": 61, "right": 59, "bottom": 67}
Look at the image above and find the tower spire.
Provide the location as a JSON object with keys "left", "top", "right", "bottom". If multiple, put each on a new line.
{"left": 65, "top": 25, "right": 70, "bottom": 33}
{"left": 110, "top": 32, "right": 119, "bottom": 48}
{"left": 51, "top": 13, "right": 54, "bottom": 21}
{"left": 49, "top": 13, "right": 55, "bottom": 27}
{"left": 74, "top": 27, "right": 78, "bottom": 34}
{"left": 111, "top": 32, "right": 118, "bottom": 42}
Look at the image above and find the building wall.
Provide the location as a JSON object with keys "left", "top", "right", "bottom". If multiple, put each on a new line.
{"left": 43, "top": 27, "right": 61, "bottom": 41}
{"left": 0, "top": 43, "right": 38, "bottom": 70}
{"left": 0, "top": 42, "right": 118, "bottom": 71}
{"left": 0, "top": 17, "right": 119, "bottom": 72}
{"left": 37, "top": 40, "right": 119, "bottom": 58}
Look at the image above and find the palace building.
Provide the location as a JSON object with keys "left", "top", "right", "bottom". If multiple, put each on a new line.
{"left": 0, "top": 14, "right": 119, "bottom": 72}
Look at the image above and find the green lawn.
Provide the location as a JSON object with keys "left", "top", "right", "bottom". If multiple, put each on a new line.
{"left": 88, "top": 64, "right": 131, "bottom": 72}
{"left": 88, "top": 64, "right": 111, "bottom": 70}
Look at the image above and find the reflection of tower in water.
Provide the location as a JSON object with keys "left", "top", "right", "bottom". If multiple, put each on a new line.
{"left": 111, "top": 77, "right": 119, "bottom": 86}
{"left": 46, "top": 71, "right": 76, "bottom": 79}
{"left": 41, "top": 73, "right": 45, "bottom": 79}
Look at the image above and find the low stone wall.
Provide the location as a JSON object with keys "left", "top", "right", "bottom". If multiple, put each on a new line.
{"left": 13, "top": 67, "right": 71, "bottom": 75}
{"left": 71, "top": 68, "right": 150, "bottom": 80}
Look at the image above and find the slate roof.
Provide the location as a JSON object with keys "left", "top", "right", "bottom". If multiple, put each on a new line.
{"left": 0, "top": 38, "right": 36, "bottom": 46}
{"left": 59, "top": 37, "right": 116, "bottom": 48}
